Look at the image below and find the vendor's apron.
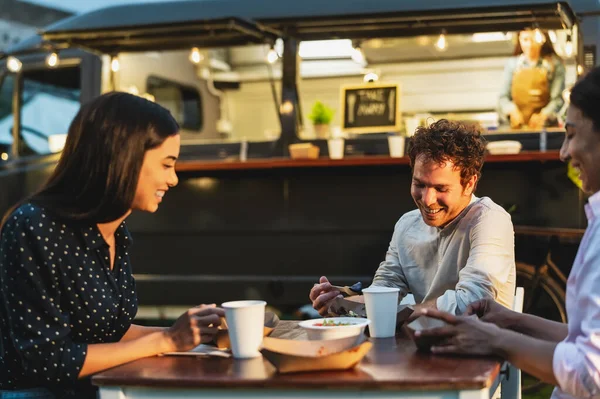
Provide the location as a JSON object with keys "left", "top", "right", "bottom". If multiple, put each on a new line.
{"left": 510, "top": 67, "right": 550, "bottom": 126}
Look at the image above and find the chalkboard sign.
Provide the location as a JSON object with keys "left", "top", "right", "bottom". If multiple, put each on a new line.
{"left": 340, "top": 83, "right": 401, "bottom": 134}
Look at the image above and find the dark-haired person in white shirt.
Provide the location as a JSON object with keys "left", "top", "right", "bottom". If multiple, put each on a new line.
{"left": 417, "top": 65, "right": 600, "bottom": 399}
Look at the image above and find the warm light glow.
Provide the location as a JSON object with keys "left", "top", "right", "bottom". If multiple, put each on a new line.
{"left": 141, "top": 93, "right": 155, "bottom": 102}
{"left": 548, "top": 31, "right": 557, "bottom": 43}
{"left": 7, "top": 56, "right": 22, "bottom": 73}
{"left": 577, "top": 65, "right": 584, "bottom": 75}
{"left": 363, "top": 72, "right": 379, "bottom": 82}
{"left": 280, "top": 100, "right": 294, "bottom": 114}
{"left": 127, "top": 85, "right": 139, "bottom": 95}
{"left": 189, "top": 177, "right": 218, "bottom": 191}
{"left": 48, "top": 134, "right": 67, "bottom": 153}
{"left": 189, "top": 47, "right": 203, "bottom": 64}
{"left": 435, "top": 33, "right": 448, "bottom": 51}
{"left": 565, "top": 40, "right": 573, "bottom": 57}
{"left": 45, "top": 52, "right": 59, "bottom": 68}
{"left": 351, "top": 47, "right": 366, "bottom": 64}
{"left": 1, "top": 153, "right": 8, "bottom": 161}
{"left": 471, "top": 32, "right": 512, "bottom": 43}
{"left": 534, "top": 29, "right": 545, "bottom": 44}
{"left": 266, "top": 48, "right": 279, "bottom": 64}
{"left": 110, "top": 57, "right": 120, "bottom": 72}
{"left": 299, "top": 39, "right": 354, "bottom": 59}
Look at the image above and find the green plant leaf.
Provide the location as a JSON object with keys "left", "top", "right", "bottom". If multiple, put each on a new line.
{"left": 308, "top": 101, "right": 334, "bottom": 125}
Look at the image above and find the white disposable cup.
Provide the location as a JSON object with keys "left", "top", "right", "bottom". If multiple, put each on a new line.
{"left": 328, "top": 137, "right": 345, "bottom": 159}
{"left": 232, "top": 356, "right": 268, "bottom": 379}
{"left": 222, "top": 300, "right": 266, "bottom": 359}
{"left": 362, "top": 286, "right": 400, "bottom": 338}
{"left": 388, "top": 135, "right": 405, "bottom": 158}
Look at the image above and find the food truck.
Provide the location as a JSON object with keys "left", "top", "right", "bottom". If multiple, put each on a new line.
{"left": 0, "top": 0, "right": 597, "bottom": 336}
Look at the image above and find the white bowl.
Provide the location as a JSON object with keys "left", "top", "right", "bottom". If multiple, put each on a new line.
{"left": 299, "top": 317, "right": 370, "bottom": 341}
{"left": 486, "top": 140, "right": 522, "bottom": 155}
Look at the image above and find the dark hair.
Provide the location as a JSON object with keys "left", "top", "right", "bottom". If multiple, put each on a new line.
{"left": 8, "top": 91, "right": 179, "bottom": 225}
{"left": 408, "top": 119, "right": 486, "bottom": 187}
{"left": 570, "top": 66, "right": 600, "bottom": 133}
{"left": 513, "top": 29, "right": 559, "bottom": 58}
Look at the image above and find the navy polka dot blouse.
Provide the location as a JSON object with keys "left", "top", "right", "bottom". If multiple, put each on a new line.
{"left": 0, "top": 203, "right": 138, "bottom": 397}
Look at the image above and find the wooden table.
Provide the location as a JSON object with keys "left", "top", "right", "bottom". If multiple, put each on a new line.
{"left": 93, "top": 321, "right": 511, "bottom": 399}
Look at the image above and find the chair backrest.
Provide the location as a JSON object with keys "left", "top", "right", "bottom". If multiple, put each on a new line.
{"left": 513, "top": 287, "right": 525, "bottom": 313}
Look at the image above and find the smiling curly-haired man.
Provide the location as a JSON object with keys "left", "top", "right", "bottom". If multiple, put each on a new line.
{"left": 310, "top": 119, "right": 516, "bottom": 316}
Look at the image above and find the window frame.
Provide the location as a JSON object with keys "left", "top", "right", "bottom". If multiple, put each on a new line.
{"left": 146, "top": 75, "right": 203, "bottom": 132}
{"left": 2, "top": 57, "right": 82, "bottom": 161}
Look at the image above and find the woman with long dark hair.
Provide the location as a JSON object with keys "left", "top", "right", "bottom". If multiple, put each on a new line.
{"left": 0, "top": 92, "right": 224, "bottom": 399}
{"left": 498, "top": 29, "right": 566, "bottom": 129}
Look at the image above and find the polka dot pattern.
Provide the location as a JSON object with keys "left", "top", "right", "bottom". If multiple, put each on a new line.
{"left": 0, "top": 203, "right": 138, "bottom": 397}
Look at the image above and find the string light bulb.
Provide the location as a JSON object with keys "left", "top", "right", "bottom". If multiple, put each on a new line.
{"left": 46, "top": 52, "right": 59, "bottom": 68}
{"left": 565, "top": 35, "right": 573, "bottom": 57}
{"left": 534, "top": 28, "right": 545, "bottom": 44}
{"left": 189, "top": 47, "right": 203, "bottom": 64}
{"left": 435, "top": 31, "right": 448, "bottom": 51}
{"left": 110, "top": 56, "right": 120, "bottom": 72}
{"left": 6, "top": 56, "right": 22, "bottom": 73}
{"left": 266, "top": 47, "right": 279, "bottom": 64}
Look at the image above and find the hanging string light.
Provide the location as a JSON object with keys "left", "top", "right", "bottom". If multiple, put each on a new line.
{"left": 435, "top": 30, "right": 448, "bottom": 51}
{"left": 6, "top": 56, "right": 22, "bottom": 73}
{"left": 45, "top": 52, "right": 59, "bottom": 68}
{"left": 534, "top": 28, "right": 545, "bottom": 44}
{"left": 189, "top": 47, "right": 203, "bottom": 64}
{"left": 565, "top": 34, "right": 573, "bottom": 58}
{"left": 266, "top": 46, "right": 279, "bottom": 64}
{"left": 110, "top": 56, "right": 120, "bottom": 72}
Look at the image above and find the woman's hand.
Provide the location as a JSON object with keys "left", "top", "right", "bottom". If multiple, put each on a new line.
{"left": 465, "top": 298, "right": 518, "bottom": 330}
{"left": 509, "top": 109, "right": 524, "bottom": 128}
{"left": 414, "top": 309, "right": 503, "bottom": 356}
{"left": 163, "top": 304, "right": 225, "bottom": 352}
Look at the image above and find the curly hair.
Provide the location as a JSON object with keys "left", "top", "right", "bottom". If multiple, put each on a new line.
{"left": 408, "top": 119, "right": 486, "bottom": 187}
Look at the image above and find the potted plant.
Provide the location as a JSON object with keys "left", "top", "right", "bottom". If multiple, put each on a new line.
{"left": 308, "top": 101, "right": 334, "bottom": 139}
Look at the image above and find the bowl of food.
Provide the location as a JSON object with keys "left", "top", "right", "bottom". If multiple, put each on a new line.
{"left": 299, "top": 317, "right": 370, "bottom": 341}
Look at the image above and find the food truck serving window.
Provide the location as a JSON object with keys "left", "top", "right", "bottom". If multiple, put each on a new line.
{"left": 147, "top": 75, "right": 202, "bottom": 132}
{"left": 295, "top": 29, "right": 578, "bottom": 139}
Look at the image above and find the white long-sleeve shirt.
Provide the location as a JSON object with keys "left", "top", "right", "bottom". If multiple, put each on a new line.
{"left": 552, "top": 191, "right": 600, "bottom": 398}
{"left": 371, "top": 196, "right": 516, "bottom": 315}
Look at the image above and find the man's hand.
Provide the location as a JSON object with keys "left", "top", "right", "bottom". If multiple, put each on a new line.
{"left": 465, "top": 298, "right": 517, "bottom": 330}
{"left": 414, "top": 308, "right": 503, "bottom": 356}
{"left": 309, "top": 276, "right": 341, "bottom": 316}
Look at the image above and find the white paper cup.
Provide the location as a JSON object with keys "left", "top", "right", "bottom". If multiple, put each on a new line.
{"left": 222, "top": 300, "right": 266, "bottom": 358}
{"left": 362, "top": 286, "right": 400, "bottom": 338}
{"left": 328, "top": 138, "right": 345, "bottom": 159}
{"left": 232, "top": 356, "right": 268, "bottom": 379}
{"left": 388, "top": 135, "right": 405, "bottom": 158}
